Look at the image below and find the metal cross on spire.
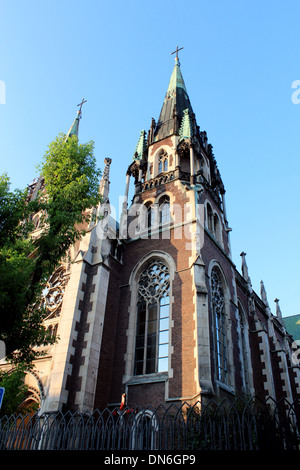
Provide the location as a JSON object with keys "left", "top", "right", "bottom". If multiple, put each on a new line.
{"left": 171, "top": 46, "right": 184, "bottom": 64}
{"left": 77, "top": 98, "right": 87, "bottom": 118}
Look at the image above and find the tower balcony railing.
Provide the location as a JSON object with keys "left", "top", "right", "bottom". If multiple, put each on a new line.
{"left": 139, "top": 168, "right": 190, "bottom": 193}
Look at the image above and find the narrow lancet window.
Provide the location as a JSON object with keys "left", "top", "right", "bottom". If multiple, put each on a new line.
{"left": 211, "top": 267, "right": 228, "bottom": 384}
{"left": 159, "top": 196, "right": 170, "bottom": 225}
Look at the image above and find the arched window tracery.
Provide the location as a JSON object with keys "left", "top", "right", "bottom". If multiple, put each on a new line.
{"left": 134, "top": 259, "right": 170, "bottom": 375}
{"left": 211, "top": 267, "right": 228, "bottom": 384}
{"left": 43, "top": 266, "right": 68, "bottom": 319}
{"left": 42, "top": 266, "right": 69, "bottom": 344}
{"left": 158, "top": 151, "right": 168, "bottom": 175}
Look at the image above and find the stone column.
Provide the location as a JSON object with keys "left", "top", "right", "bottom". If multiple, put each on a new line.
{"left": 190, "top": 146, "right": 195, "bottom": 185}
{"left": 194, "top": 256, "right": 214, "bottom": 395}
{"left": 120, "top": 172, "right": 130, "bottom": 239}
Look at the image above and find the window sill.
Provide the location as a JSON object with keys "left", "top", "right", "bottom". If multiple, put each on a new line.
{"left": 125, "top": 372, "right": 168, "bottom": 386}
{"left": 216, "top": 380, "right": 235, "bottom": 395}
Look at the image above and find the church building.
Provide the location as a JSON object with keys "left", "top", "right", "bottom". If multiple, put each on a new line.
{"left": 6, "top": 51, "right": 300, "bottom": 414}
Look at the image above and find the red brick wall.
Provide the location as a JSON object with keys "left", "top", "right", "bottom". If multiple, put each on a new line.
{"left": 106, "top": 178, "right": 199, "bottom": 407}
{"left": 94, "top": 256, "right": 122, "bottom": 410}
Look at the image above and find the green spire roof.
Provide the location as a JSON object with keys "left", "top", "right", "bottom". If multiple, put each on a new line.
{"left": 133, "top": 130, "right": 147, "bottom": 160}
{"left": 167, "top": 57, "right": 188, "bottom": 94}
{"left": 65, "top": 110, "right": 81, "bottom": 141}
{"left": 154, "top": 57, "right": 194, "bottom": 142}
{"left": 179, "top": 108, "right": 193, "bottom": 141}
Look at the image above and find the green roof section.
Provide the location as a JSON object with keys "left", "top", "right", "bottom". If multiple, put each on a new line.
{"left": 167, "top": 57, "right": 188, "bottom": 95}
{"left": 154, "top": 57, "right": 194, "bottom": 142}
{"left": 133, "top": 130, "right": 147, "bottom": 161}
{"left": 65, "top": 110, "right": 81, "bottom": 141}
{"left": 283, "top": 314, "right": 300, "bottom": 342}
{"left": 179, "top": 108, "right": 193, "bottom": 141}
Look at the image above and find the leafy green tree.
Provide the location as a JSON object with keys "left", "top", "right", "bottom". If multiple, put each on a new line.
{"left": 0, "top": 134, "right": 102, "bottom": 365}
{"left": 0, "top": 365, "right": 32, "bottom": 417}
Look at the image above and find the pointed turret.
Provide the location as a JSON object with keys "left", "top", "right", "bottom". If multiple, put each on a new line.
{"left": 274, "top": 298, "right": 283, "bottom": 321}
{"left": 260, "top": 280, "right": 273, "bottom": 317}
{"left": 65, "top": 99, "right": 87, "bottom": 141}
{"left": 99, "top": 157, "right": 112, "bottom": 202}
{"left": 260, "top": 280, "right": 269, "bottom": 307}
{"left": 179, "top": 108, "right": 194, "bottom": 141}
{"left": 65, "top": 110, "right": 81, "bottom": 141}
{"left": 240, "top": 252, "right": 251, "bottom": 284}
{"left": 133, "top": 130, "right": 147, "bottom": 161}
{"left": 154, "top": 52, "right": 194, "bottom": 142}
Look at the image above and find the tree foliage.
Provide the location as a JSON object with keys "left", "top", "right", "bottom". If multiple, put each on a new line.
{"left": 0, "top": 134, "right": 102, "bottom": 365}
{"left": 0, "top": 365, "right": 32, "bottom": 417}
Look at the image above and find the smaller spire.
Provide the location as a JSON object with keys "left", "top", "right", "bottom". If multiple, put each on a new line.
{"left": 260, "top": 280, "right": 269, "bottom": 307}
{"left": 179, "top": 108, "right": 193, "bottom": 141}
{"left": 65, "top": 99, "right": 87, "bottom": 141}
{"left": 274, "top": 298, "right": 283, "bottom": 321}
{"left": 240, "top": 252, "right": 250, "bottom": 283}
{"left": 99, "top": 158, "right": 112, "bottom": 201}
{"left": 260, "top": 280, "right": 273, "bottom": 317}
{"left": 133, "top": 130, "right": 147, "bottom": 161}
{"left": 65, "top": 111, "right": 80, "bottom": 140}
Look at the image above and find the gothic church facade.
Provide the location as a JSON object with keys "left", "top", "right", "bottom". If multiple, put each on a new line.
{"left": 6, "top": 55, "right": 300, "bottom": 414}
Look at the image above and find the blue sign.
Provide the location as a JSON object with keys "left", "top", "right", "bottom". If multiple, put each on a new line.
{"left": 0, "top": 387, "right": 5, "bottom": 409}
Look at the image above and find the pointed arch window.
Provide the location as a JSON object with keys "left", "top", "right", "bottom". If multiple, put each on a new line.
{"left": 206, "top": 202, "right": 222, "bottom": 245}
{"left": 211, "top": 267, "right": 228, "bottom": 384}
{"left": 158, "top": 151, "right": 168, "bottom": 174}
{"left": 206, "top": 203, "right": 214, "bottom": 233}
{"left": 238, "top": 303, "right": 249, "bottom": 391}
{"left": 145, "top": 203, "right": 155, "bottom": 231}
{"left": 147, "top": 205, "right": 153, "bottom": 229}
{"left": 158, "top": 156, "right": 163, "bottom": 174}
{"left": 159, "top": 195, "right": 170, "bottom": 225}
{"left": 134, "top": 260, "right": 170, "bottom": 375}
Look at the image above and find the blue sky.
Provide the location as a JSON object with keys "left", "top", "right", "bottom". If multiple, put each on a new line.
{"left": 1, "top": 0, "right": 299, "bottom": 318}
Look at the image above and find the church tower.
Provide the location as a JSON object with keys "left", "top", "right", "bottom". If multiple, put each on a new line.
{"left": 94, "top": 49, "right": 239, "bottom": 408}
{"left": 94, "top": 49, "right": 300, "bottom": 410}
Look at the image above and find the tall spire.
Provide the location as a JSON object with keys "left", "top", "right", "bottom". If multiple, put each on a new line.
{"left": 65, "top": 98, "right": 87, "bottom": 141}
{"left": 154, "top": 48, "right": 193, "bottom": 142}
{"left": 65, "top": 111, "right": 80, "bottom": 140}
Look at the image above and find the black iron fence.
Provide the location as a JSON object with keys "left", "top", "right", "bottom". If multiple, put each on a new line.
{"left": 0, "top": 396, "right": 299, "bottom": 451}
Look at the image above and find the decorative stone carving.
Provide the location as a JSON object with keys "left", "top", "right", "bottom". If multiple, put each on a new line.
{"left": 138, "top": 260, "right": 170, "bottom": 302}
{"left": 43, "top": 266, "right": 69, "bottom": 320}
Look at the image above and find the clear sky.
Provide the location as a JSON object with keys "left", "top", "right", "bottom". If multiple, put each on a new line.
{"left": 1, "top": 0, "right": 299, "bottom": 318}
